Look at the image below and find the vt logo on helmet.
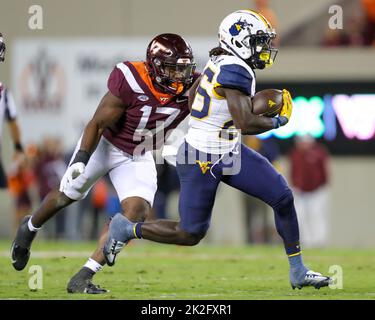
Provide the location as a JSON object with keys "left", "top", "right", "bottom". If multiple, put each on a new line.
{"left": 218, "top": 10, "right": 278, "bottom": 69}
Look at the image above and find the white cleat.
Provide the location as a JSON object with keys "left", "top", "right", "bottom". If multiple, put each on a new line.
{"left": 291, "top": 270, "right": 332, "bottom": 290}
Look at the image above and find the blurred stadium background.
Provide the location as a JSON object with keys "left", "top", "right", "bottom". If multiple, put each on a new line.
{"left": 0, "top": 0, "right": 374, "bottom": 252}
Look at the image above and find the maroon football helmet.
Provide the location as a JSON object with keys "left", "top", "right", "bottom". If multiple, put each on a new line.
{"left": 146, "top": 33, "right": 196, "bottom": 94}
{"left": 0, "top": 33, "right": 5, "bottom": 62}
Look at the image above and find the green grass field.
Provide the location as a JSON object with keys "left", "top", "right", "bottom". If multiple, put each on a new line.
{"left": 0, "top": 240, "right": 374, "bottom": 300}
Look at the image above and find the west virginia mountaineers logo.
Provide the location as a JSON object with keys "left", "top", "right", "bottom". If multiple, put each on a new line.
{"left": 229, "top": 18, "right": 253, "bottom": 36}
{"left": 196, "top": 160, "right": 212, "bottom": 174}
{"left": 268, "top": 99, "right": 276, "bottom": 108}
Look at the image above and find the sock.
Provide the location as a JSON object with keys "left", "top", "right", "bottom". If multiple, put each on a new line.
{"left": 84, "top": 258, "right": 103, "bottom": 273}
{"left": 28, "top": 217, "right": 42, "bottom": 232}
{"left": 272, "top": 191, "right": 308, "bottom": 281}
{"left": 288, "top": 253, "right": 308, "bottom": 281}
{"left": 108, "top": 213, "right": 137, "bottom": 243}
{"left": 134, "top": 222, "right": 143, "bottom": 239}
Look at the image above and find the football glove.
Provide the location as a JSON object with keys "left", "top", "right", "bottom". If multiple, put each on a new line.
{"left": 280, "top": 89, "right": 293, "bottom": 120}
{"left": 60, "top": 162, "right": 85, "bottom": 191}
{"left": 273, "top": 89, "right": 293, "bottom": 129}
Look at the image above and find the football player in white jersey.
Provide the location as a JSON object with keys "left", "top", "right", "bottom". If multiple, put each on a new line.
{"left": 103, "top": 10, "right": 332, "bottom": 290}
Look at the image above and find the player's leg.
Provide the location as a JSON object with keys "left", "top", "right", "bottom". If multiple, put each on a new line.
{"left": 68, "top": 196, "right": 152, "bottom": 294}
{"left": 222, "top": 144, "right": 331, "bottom": 289}
{"left": 67, "top": 221, "right": 109, "bottom": 294}
{"left": 67, "top": 143, "right": 152, "bottom": 293}
{"left": 222, "top": 145, "right": 299, "bottom": 252}
{"left": 11, "top": 137, "right": 110, "bottom": 272}
{"left": 102, "top": 151, "right": 157, "bottom": 266}
{"left": 138, "top": 155, "right": 222, "bottom": 245}
{"left": 103, "top": 142, "right": 221, "bottom": 251}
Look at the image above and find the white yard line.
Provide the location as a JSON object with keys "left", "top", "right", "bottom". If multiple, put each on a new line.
{"left": 0, "top": 250, "right": 284, "bottom": 260}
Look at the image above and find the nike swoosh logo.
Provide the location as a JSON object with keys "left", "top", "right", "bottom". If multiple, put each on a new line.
{"left": 176, "top": 98, "right": 188, "bottom": 103}
{"left": 10, "top": 243, "right": 17, "bottom": 263}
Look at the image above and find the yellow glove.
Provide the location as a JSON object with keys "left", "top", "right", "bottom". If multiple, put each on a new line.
{"left": 280, "top": 89, "right": 293, "bottom": 121}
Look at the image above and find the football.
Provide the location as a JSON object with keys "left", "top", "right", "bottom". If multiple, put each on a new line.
{"left": 252, "top": 89, "right": 283, "bottom": 117}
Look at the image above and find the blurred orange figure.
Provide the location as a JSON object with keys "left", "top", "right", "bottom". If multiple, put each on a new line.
{"left": 7, "top": 149, "right": 35, "bottom": 232}
{"left": 362, "top": 0, "right": 375, "bottom": 45}
{"left": 254, "top": 0, "right": 280, "bottom": 45}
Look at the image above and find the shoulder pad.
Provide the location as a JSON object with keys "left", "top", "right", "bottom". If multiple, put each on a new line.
{"left": 216, "top": 56, "right": 255, "bottom": 95}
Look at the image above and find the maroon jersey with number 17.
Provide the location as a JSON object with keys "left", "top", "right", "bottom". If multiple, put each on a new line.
{"left": 103, "top": 61, "right": 197, "bottom": 156}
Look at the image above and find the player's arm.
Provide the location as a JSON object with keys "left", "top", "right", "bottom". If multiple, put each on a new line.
{"left": 215, "top": 87, "right": 275, "bottom": 135}
{"left": 4, "top": 89, "right": 24, "bottom": 155}
{"left": 7, "top": 119, "right": 23, "bottom": 153}
{"left": 60, "top": 65, "right": 128, "bottom": 187}
{"left": 60, "top": 92, "right": 126, "bottom": 187}
{"left": 77, "top": 63, "right": 130, "bottom": 158}
{"left": 78, "top": 91, "right": 125, "bottom": 158}
{"left": 188, "top": 75, "right": 202, "bottom": 111}
{"left": 215, "top": 63, "right": 292, "bottom": 135}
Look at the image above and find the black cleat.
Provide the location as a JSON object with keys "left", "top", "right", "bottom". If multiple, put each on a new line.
{"left": 11, "top": 215, "right": 37, "bottom": 271}
{"left": 67, "top": 267, "right": 109, "bottom": 294}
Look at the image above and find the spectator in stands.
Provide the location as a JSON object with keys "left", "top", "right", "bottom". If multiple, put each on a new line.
{"left": 289, "top": 134, "right": 330, "bottom": 248}
{"left": 34, "top": 137, "right": 67, "bottom": 239}
{"left": 322, "top": 14, "right": 365, "bottom": 47}
{"left": 254, "top": 0, "right": 280, "bottom": 46}
{"left": 90, "top": 178, "right": 109, "bottom": 240}
{"left": 362, "top": 0, "right": 375, "bottom": 45}
{"left": 243, "top": 136, "right": 281, "bottom": 244}
{"left": 7, "top": 147, "right": 35, "bottom": 233}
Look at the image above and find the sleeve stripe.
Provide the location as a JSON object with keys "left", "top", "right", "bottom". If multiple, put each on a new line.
{"left": 116, "top": 63, "right": 145, "bottom": 94}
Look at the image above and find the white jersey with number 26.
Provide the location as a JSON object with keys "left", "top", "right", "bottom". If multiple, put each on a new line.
{"left": 186, "top": 54, "right": 256, "bottom": 154}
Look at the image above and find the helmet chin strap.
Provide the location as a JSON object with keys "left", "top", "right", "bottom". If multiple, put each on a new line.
{"left": 153, "top": 76, "right": 184, "bottom": 95}
{"left": 248, "top": 55, "right": 266, "bottom": 69}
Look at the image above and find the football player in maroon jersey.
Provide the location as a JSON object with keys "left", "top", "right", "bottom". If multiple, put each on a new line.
{"left": 11, "top": 33, "right": 199, "bottom": 293}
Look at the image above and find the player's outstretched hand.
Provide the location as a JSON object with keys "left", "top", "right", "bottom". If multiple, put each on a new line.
{"left": 273, "top": 89, "right": 293, "bottom": 128}
{"left": 60, "top": 162, "right": 85, "bottom": 190}
{"left": 280, "top": 89, "right": 293, "bottom": 120}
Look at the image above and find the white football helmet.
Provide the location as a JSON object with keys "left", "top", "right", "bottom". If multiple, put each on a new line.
{"left": 218, "top": 9, "right": 277, "bottom": 69}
